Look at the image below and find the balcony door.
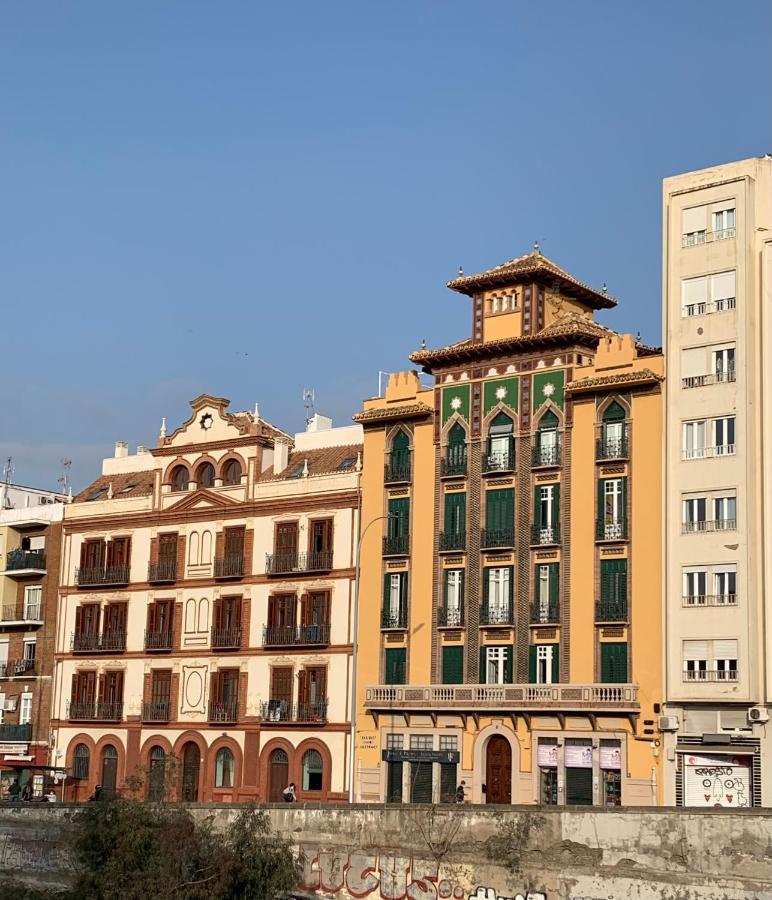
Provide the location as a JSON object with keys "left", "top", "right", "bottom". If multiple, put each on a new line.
{"left": 268, "top": 749, "right": 289, "bottom": 802}
{"left": 485, "top": 736, "right": 512, "bottom": 804}
{"left": 107, "top": 537, "right": 130, "bottom": 569}
{"left": 275, "top": 523, "right": 298, "bottom": 564}
{"left": 101, "top": 745, "right": 118, "bottom": 795}
{"left": 309, "top": 519, "right": 332, "bottom": 558}
{"left": 215, "top": 596, "right": 241, "bottom": 632}
{"left": 299, "top": 666, "right": 326, "bottom": 718}
{"left": 301, "top": 591, "right": 329, "bottom": 641}
{"left": 71, "top": 671, "right": 96, "bottom": 707}
{"left": 181, "top": 742, "right": 200, "bottom": 802}
{"left": 80, "top": 539, "right": 105, "bottom": 570}
{"left": 269, "top": 666, "right": 293, "bottom": 720}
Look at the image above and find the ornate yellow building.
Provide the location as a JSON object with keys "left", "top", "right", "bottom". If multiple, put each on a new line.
{"left": 354, "top": 248, "right": 665, "bottom": 806}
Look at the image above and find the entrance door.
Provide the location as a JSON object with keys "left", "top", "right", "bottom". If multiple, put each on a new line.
{"left": 485, "top": 736, "right": 512, "bottom": 804}
{"left": 101, "top": 745, "right": 118, "bottom": 795}
{"left": 269, "top": 749, "right": 289, "bottom": 802}
{"left": 181, "top": 742, "right": 200, "bottom": 801}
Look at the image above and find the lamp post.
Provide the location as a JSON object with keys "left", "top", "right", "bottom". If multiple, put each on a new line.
{"left": 348, "top": 513, "right": 393, "bottom": 803}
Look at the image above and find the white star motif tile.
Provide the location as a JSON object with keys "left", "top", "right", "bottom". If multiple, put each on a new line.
{"left": 542, "top": 382, "right": 555, "bottom": 397}
{"left": 495, "top": 386, "right": 507, "bottom": 400}
{"left": 450, "top": 396, "right": 462, "bottom": 411}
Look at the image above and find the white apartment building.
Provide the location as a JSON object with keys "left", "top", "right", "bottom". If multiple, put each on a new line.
{"left": 662, "top": 155, "right": 772, "bottom": 807}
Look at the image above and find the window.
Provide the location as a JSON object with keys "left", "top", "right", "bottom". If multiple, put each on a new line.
{"left": 713, "top": 347, "right": 736, "bottom": 381}
{"left": 387, "top": 431, "right": 411, "bottom": 481}
{"left": 442, "top": 645, "right": 464, "bottom": 685}
{"left": 682, "top": 205, "right": 707, "bottom": 246}
{"left": 600, "top": 739, "right": 622, "bottom": 806}
{"left": 528, "top": 644, "right": 558, "bottom": 684}
{"left": 683, "top": 568, "right": 708, "bottom": 605}
{"left": 682, "top": 419, "right": 707, "bottom": 457}
{"left": 148, "top": 746, "right": 166, "bottom": 801}
{"left": 19, "top": 692, "right": 32, "bottom": 725}
{"left": 336, "top": 457, "right": 356, "bottom": 471}
{"left": 444, "top": 492, "right": 466, "bottom": 537}
{"left": 442, "top": 569, "right": 464, "bottom": 626}
{"left": 600, "top": 642, "right": 628, "bottom": 683}
{"left": 712, "top": 204, "right": 735, "bottom": 237}
{"left": 309, "top": 519, "right": 333, "bottom": 556}
{"left": 23, "top": 641, "right": 36, "bottom": 664}
{"left": 714, "top": 567, "right": 737, "bottom": 603}
{"left": 382, "top": 572, "right": 408, "bottom": 628}
{"left": 439, "top": 735, "right": 457, "bottom": 751}
{"left": 713, "top": 416, "right": 736, "bottom": 454}
{"left": 484, "top": 488, "right": 513, "bottom": 545}
{"left": 715, "top": 640, "right": 738, "bottom": 680}
{"left": 302, "top": 749, "right": 323, "bottom": 791}
{"left": 682, "top": 497, "right": 707, "bottom": 532}
{"left": 534, "top": 563, "right": 558, "bottom": 623}
{"left": 486, "top": 413, "right": 514, "bottom": 471}
{"left": 483, "top": 567, "right": 512, "bottom": 624}
{"left": 683, "top": 640, "right": 708, "bottom": 679}
{"left": 384, "top": 648, "right": 406, "bottom": 686}
{"left": 214, "top": 747, "right": 234, "bottom": 788}
{"left": 480, "top": 645, "right": 512, "bottom": 685}
{"left": 410, "top": 735, "right": 433, "bottom": 750}
{"left": 385, "top": 498, "right": 409, "bottom": 554}
{"left": 535, "top": 410, "right": 559, "bottom": 465}
{"left": 23, "top": 585, "right": 42, "bottom": 620}
{"left": 599, "top": 478, "right": 626, "bottom": 539}
{"left": 534, "top": 484, "right": 559, "bottom": 543}
{"left": 683, "top": 416, "right": 736, "bottom": 458}
{"left": 714, "top": 495, "right": 736, "bottom": 528}
{"left": 682, "top": 271, "right": 737, "bottom": 317}
{"left": 445, "top": 423, "right": 467, "bottom": 474}
{"left": 683, "top": 639, "right": 738, "bottom": 681}
{"left": 538, "top": 738, "right": 558, "bottom": 805}
{"left": 386, "top": 734, "right": 404, "bottom": 750}
{"left": 73, "top": 744, "right": 90, "bottom": 780}
{"left": 599, "top": 559, "right": 627, "bottom": 620}
{"left": 222, "top": 459, "right": 242, "bottom": 485}
{"left": 170, "top": 465, "right": 189, "bottom": 492}
{"left": 196, "top": 462, "right": 215, "bottom": 488}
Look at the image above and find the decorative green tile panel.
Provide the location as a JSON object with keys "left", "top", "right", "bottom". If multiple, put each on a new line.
{"left": 532, "top": 369, "right": 565, "bottom": 412}
{"left": 441, "top": 383, "right": 470, "bottom": 426}
{"left": 483, "top": 376, "right": 519, "bottom": 418}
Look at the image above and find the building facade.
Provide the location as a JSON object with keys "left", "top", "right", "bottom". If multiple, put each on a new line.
{"left": 662, "top": 155, "right": 772, "bottom": 807}
{"left": 51, "top": 395, "right": 361, "bottom": 802}
{"left": 0, "top": 484, "right": 66, "bottom": 797}
{"left": 354, "top": 248, "right": 664, "bottom": 806}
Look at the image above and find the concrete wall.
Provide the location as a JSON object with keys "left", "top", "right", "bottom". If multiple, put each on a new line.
{"left": 3, "top": 803, "right": 772, "bottom": 899}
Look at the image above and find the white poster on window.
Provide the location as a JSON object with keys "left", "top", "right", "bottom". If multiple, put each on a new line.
{"left": 683, "top": 752, "right": 752, "bottom": 808}
{"left": 564, "top": 744, "right": 593, "bottom": 768}
{"left": 537, "top": 743, "right": 558, "bottom": 767}
{"left": 599, "top": 745, "right": 622, "bottom": 770}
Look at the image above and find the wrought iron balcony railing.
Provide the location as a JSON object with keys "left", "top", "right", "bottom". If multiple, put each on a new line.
{"left": 480, "top": 604, "right": 513, "bottom": 626}
{"left": 208, "top": 700, "right": 238, "bottom": 723}
{"left": 532, "top": 442, "right": 561, "bottom": 468}
{"left": 681, "top": 227, "right": 735, "bottom": 248}
{"left": 213, "top": 555, "right": 244, "bottom": 579}
{"left": 595, "top": 600, "right": 628, "bottom": 622}
{"left": 381, "top": 608, "right": 407, "bottom": 630}
{"left": 144, "top": 629, "right": 174, "bottom": 651}
{"left": 142, "top": 701, "right": 171, "bottom": 722}
{"left": 0, "top": 723, "right": 32, "bottom": 741}
{"left": 0, "top": 658, "right": 36, "bottom": 677}
{"left": 71, "top": 631, "right": 127, "bottom": 653}
{"left": 683, "top": 669, "right": 738, "bottom": 682}
{"left": 439, "top": 531, "right": 466, "bottom": 552}
{"left": 1, "top": 603, "right": 41, "bottom": 623}
{"left": 682, "top": 369, "right": 736, "bottom": 389}
{"left": 596, "top": 435, "right": 629, "bottom": 461}
{"left": 481, "top": 528, "right": 514, "bottom": 549}
{"left": 531, "top": 524, "right": 560, "bottom": 546}
{"left": 483, "top": 441, "right": 515, "bottom": 474}
{"left": 5, "top": 549, "right": 46, "bottom": 572}
{"left": 682, "top": 593, "right": 737, "bottom": 607}
{"left": 211, "top": 627, "right": 242, "bottom": 650}
{"left": 682, "top": 296, "right": 736, "bottom": 318}
{"left": 681, "top": 518, "right": 737, "bottom": 534}
{"left": 382, "top": 534, "right": 409, "bottom": 556}
{"left": 384, "top": 453, "right": 411, "bottom": 484}
{"left": 67, "top": 701, "right": 124, "bottom": 722}
{"left": 596, "top": 519, "right": 628, "bottom": 541}
{"left": 263, "top": 624, "right": 330, "bottom": 647}
{"left": 437, "top": 606, "right": 464, "bottom": 627}
{"left": 441, "top": 452, "right": 467, "bottom": 477}
{"left": 260, "top": 701, "right": 328, "bottom": 724}
{"left": 530, "top": 602, "right": 559, "bottom": 624}
{"left": 147, "top": 560, "right": 177, "bottom": 583}
{"left": 76, "top": 565, "right": 130, "bottom": 586}
{"left": 265, "top": 550, "right": 333, "bottom": 575}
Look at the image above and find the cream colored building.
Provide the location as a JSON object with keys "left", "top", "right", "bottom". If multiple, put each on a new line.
{"left": 662, "top": 155, "right": 772, "bottom": 807}
{"left": 51, "top": 396, "right": 362, "bottom": 802}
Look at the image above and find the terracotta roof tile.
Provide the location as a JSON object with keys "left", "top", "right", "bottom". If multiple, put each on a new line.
{"left": 353, "top": 403, "right": 434, "bottom": 424}
{"left": 257, "top": 444, "right": 362, "bottom": 482}
{"left": 74, "top": 471, "right": 155, "bottom": 503}
{"left": 566, "top": 368, "right": 664, "bottom": 394}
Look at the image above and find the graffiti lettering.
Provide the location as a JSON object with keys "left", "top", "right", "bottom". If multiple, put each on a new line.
{"left": 694, "top": 766, "right": 733, "bottom": 777}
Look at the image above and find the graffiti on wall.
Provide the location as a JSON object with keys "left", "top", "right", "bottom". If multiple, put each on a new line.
{"left": 298, "top": 847, "right": 547, "bottom": 900}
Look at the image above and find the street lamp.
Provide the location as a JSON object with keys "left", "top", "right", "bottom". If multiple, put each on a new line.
{"left": 348, "top": 513, "right": 394, "bottom": 803}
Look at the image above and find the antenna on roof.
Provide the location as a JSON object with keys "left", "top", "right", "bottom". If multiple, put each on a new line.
{"left": 58, "top": 459, "right": 72, "bottom": 496}
{"left": 303, "top": 388, "right": 315, "bottom": 425}
{"left": 1, "top": 458, "right": 13, "bottom": 510}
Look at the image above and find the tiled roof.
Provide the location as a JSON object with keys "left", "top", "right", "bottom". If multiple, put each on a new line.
{"left": 447, "top": 250, "right": 617, "bottom": 309}
{"left": 257, "top": 444, "right": 362, "bottom": 481}
{"left": 566, "top": 368, "right": 664, "bottom": 394}
{"left": 353, "top": 403, "right": 434, "bottom": 424}
{"left": 74, "top": 471, "right": 155, "bottom": 503}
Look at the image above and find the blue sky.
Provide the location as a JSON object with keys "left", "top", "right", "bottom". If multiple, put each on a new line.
{"left": 1, "top": 1, "right": 770, "bottom": 491}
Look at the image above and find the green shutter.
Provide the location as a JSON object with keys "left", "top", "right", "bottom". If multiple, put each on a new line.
{"left": 393, "top": 431, "right": 409, "bottom": 451}
{"left": 504, "top": 646, "right": 513, "bottom": 684}
{"left": 400, "top": 572, "right": 409, "bottom": 621}
{"left": 621, "top": 477, "right": 627, "bottom": 530}
{"left": 549, "top": 563, "right": 559, "bottom": 605}
{"left": 479, "top": 647, "right": 486, "bottom": 683}
{"left": 383, "top": 573, "right": 390, "bottom": 614}
{"left": 442, "top": 646, "right": 464, "bottom": 685}
{"left": 388, "top": 498, "right": 409, "bottom": 536}
{"left": 445, "top": 492, "right": 466, "bottom": 534}
{"left": 552, "top": 644, "right": 560, "bottom": 683}
{"left": 598, "top": 479, "right": 605, "bottom": 524}
{"left": 552, "top": 483, "right": 560, "bottom": 527}
{"left": 601, "top": 643, "right": 628, "bottom": 683}
{"left": 385, "top": 648, "right": 406, "bottom": 685}
{"left": 533, "top": 485, "right": 541, "bottom": 528}
{"left": 506, "top": 566, "right": 514, "bottom": 608}
{"left": 485, "top": 489, "right": 512, "bottom": 532}
{"left": 528, "top": 645, "right": 536, "bottom": 683}
{"left": 600, "top": 560, "right": 627, "bottom": 605}
{"left": 482, "top": 568, "right": 489, "bottom": 608}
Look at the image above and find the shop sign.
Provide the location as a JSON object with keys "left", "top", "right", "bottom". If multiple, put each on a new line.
{"left": 599, "top": 745, "right": 622, "bottom": 770}
{"left": 382, "top": 749, "right": 459, "bottom": 764}
{"left": 0, "top": 744, "right": 28, "bottom": 756}
{"left": 537, "top": 743, "right": 558, "bottom": 767}
{"left": 564, "top": 744, "right": 593, "bottom": 768}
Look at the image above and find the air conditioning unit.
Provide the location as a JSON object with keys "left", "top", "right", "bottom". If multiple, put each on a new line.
{"left": 748, "top": 707, "right": 769, "bottom": 724}
{"left": 658, "top": 715, "right": 679, "bottom": 731}
{"left": 4, "top": 699, "right": 17, "bottom": 712}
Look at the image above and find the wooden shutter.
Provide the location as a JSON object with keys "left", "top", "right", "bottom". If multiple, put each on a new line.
{"left": 382, "top": 573, "right": 390, "bottom": 616}
{"left": 549, "top": 563, "right": 559, "bottom": 605}
{"left": 300, "top": 593, "right": 309, "bottom": 626}
{"left": 533, "top": 486, "right": 541, "bottom": 528}
{"left": 97, "top": 673, "right": 106, "bottom": 703}
{"left": 528, "top": 645, "right": 536, "bottom": 683}
{"left": 442, "top": 646, "right": 464, "bottom": 685}
{"left": 158, "top": 534, "right": 177, "bottom": 563}
{"left": 311, "top": 666, "right": 327, "bottom": 703}
{"left": 504, "top": 646, "right": 513, "bottom": 684}
{"left": 275, "top": 523, "right": 298, "bottom": 556}
{"left": 551, "top": 645, "right": 560, "bottom": 683}
{"left": 486, "top": 489, "right": 512, "bottom": 531}
{"left": 224, "top": 527, "right": 244, "bottom": 557}
{"left": 85, "top": 671, "right": 96, "bottom": 703}
{"left": 151, "top": 671, "right": 171, "bottom": 704}
{"left": 298, "top": 669, "right": 309, "bottom": 704}
{"left": 482, "top": 568, "right": 489, "bottom": 610}
{"left": 598, "top": 479, "right": 605, "bottom": 524}
{"left": 270, "top": 667, "right": 293, "bottom": 704}
{"left": 621, "top": 478, "right": 628, "bottom": 528}
{"left": 71, "top": 673, "right": 78, "bottom": 703}
{"left": 552, "top": 483, "right": 560, "bottom": 526}
{"left": 399, "top": 572, "right": 409, "bottom": 621}
{"left": 310, "top": 519, "right": 333, "bottom": 553}
{"left": 479, "top": 647, "right": 486, "bottom": 683}
{"left": 79, "top": 543, "right": 88, "bottom": 569}
{"left": 388, "top": 498, "right": 409, "bottom": 536}
{"left": 75, "top": 606, "right": 83, "bottom": 636}
{"left": 385, "top": 649, "right": 406, "bottom": 685}
{"left": 444, "top": 492, "right": 466, "bottom": 534}
{"left": 147, "top": 602, "right": 156, "bottom": 633}
{"left": 212, "top": 598, "right": 223, "bottom": 630}
{"left": 601, "top": 643, "right": 628, "bottom": 683}
{"left": 107, "top": 538, "right": 129, "bottom": 567}
{"left": 268, "top": 596, "right": 278, "bottom": 628}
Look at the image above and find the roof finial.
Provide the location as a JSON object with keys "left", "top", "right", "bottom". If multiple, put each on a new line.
{"left": 159, "top": 417, "right": 167, "bottom": 440}
{"left": 533, "top": 241, "right": 541, "bottom": 256}
{"left": 458, "top": 265, "right": 464, "bottom": 276}
{"left": 635, "top": 330, "right": 641, "bottom": 343}
{"left": 302, "top": 459, "right": 309, "bottom": 478}
{"left": 254, "top": 402, "right": 260, "bottom": 420}
{"left": 421, "top": 339, "right": 427, "bottom": 350}
{"left": 107, "top": 482, "right": 113, "bottom": 500}
{"left": 355, "top": 451, "right": 362, "bottom": 473}
{"left": 602, "top": 283, "right": 608, "bottom": 295}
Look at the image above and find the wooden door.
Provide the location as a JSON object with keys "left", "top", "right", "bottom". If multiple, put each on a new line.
{"left": 309, "top": 519, "right": 332, "bottom": 553}
{"left": 101, "top": 746, "right": 118, "bottom": 794}
{"left": 269, "top": 667, "right": 293, "bottom": 720}
{"left": 224, "top": 526, "right": 245, "bottom": 558}
{"left": 485, "top": 736, "right": 512, "bottom": 804}
{"left": 181, "top": 742, "right": 200, "bottom": 801}
{"left": 269, "top": 749, "right": 289, "bottom": 802}
{"left": 275, "top": 523, "right": 298, "bottom": 558}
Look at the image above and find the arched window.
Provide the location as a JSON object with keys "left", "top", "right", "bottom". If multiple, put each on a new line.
{"left": 73, "top": 743, "right": 90, "bottom": 780}
{"left": 215, "top": 747, "right": 234, "bottom": 788}
{"left": 196, "top": 462, "right": 215, "bottom": 488}
{"left": 600, "top": 401, "right": 627, "bottom": 459}
{"left": 485, "top": 412, "right": 514, "bottom": 472}
{"left": 147, "top": 746, "right": 166, "bottom": 801}
{"left": 170, "top": 465, "right": 189, "bottom": 492}
{"left": 445, "top": 423, "right": 467, "bottom": 475}
{"left": 535, "top": 410, "right": 560, "bottom": 466}
{"left": 387, "top": 430, "right": 411, "bottom": 482}
{"left": 222, "top": 459, "right": 242, "bottom": 486}
{"left": 302, "top": 749, "right": 323, "bottom": 792}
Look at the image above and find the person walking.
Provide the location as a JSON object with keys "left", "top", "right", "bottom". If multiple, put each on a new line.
{"left": 455, "top": 780, "right": 466, "bottom": 804}
{"left": 8, "top": 779, "right": 21, "bottom": 802}
{"left": 21, "top": 782, "right": 32, "bottom": 802}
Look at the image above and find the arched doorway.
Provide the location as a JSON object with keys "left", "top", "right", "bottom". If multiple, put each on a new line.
{"left": 181, "top": 742, "right": 200, "bottom": 801}
{"left": 485, "top": 736, "right": 512, "bottom": 804}
{"left": 147, "top": 746, "right": 166, "bottom": 801}
{"left": 268, "top": 749, "right": 289, "bottom": 802}
{"left": 101, "top": 745, "right": 118, "bottom": 796}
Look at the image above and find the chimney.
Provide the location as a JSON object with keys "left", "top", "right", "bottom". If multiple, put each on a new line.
{"left": 273, "top": 438, "right": 290, "bottom": 475}
{"left": 115, "top": 441, "right": 129, "bottom": 459}
{"left": 137, "top": 445, "right": 149, "bottom": 455}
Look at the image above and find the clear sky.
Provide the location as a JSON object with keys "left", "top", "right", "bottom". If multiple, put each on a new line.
{"left": 1, "top": 1, "right": 770, "bottom": 491}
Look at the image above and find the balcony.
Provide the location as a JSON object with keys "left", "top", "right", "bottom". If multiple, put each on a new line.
{"left": 208, "top": 700, "right": 238, "bottom": 724}
{"left": 682, "top": 444, "right": 736, "bottom": 460}
{"left": 365, "top": 683, "right": 639, "bottom": 716}
{"left": 596, "top": 435, "right": 629, "bottom": 461}
{"left": 682, "top": 593, "right": 737, "bottom": 607}
{"left": 144, "top": 629, "right": 174, "bottom": 651}
{"left": 483, "top": 441, "right": 515, "bottom": 474}
{"left": 437, "top": 606, "right": 464, "bottom": 627}
{"left": 381, "top": 608, "right": 407, "bottom": 630}
{"left": 532, "top": 442, "right": 561, "bottom": 468}
{"left": 595, "top": 600, "right": 628, "bottom": 622}
{"left": 76, "top": 565, "right": 130, "bottom": 587}
{"left": 71, "top": 631, "right": 127, "bottom": 653}
{"left": 0, "top": 723, "right": 31, "bottom": 741}
{"left": 531, "top": 524, "right": 559, "bottom": 546}
{"left": 147, "top": 561, "right": 177, "bottom": 583}
{"left": 596, "top": 520, "right": 627, "bottom": 541}
{"left": 211, "top": 626, "right": 242, "bottom": 650}
{"left": 0, "top": 604, "right": 42, "bottom": 626}
{"left": 441, "top": 452, "right": 467, "bottom": 478}
{"left": 2, "top": 549, "right": 46, "bottom": 576}
{"left": 530, "top": 602, "right": 559, "bottom": 624}
{"left": 260, "top": 701, "right": 328, "bottom": 724}
{"left": 265, "top": 550, "right": 333, "bottom": 575}
{"left": 682, "top": 370, "right": 736, "bottom": 390}
{"left": 263, "top": 623, "right": 330, "bottom": 647}
{"left": 480, "top": 605, "right": 513, "bottom": 626}
{"left": 481, "top": 528, "right": 514, "bottom": 549}
{"left": 683, "top": 670, "right": 738, "bottom": 682}
{"left": 67, "top": 701, "right": 124, "bottom": 722}
{"left": 682, "top": 297, "right": 736, "bottom": 318}
{"left": 384, "top": 454, "right": 411, "bottom": 484}
{"left": 0, "top": 658, "right": 35, "bottom": 677}
{"left": 681, "top": 227, "right": 736, "bottom": 248}
{"left": 682, "top": 518, "right": 736, "bottom": 534}
{"left": 142, "top": 701, "right": 171, "bottom": 722}
{"left": 382, "top": 534, "right": 409, "bottom": 557}
{"left": 213, "top": 556, "right": 244, "bottom": 579}
{"left": 439, "top": 531, "right": 466, "bottom": 552}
